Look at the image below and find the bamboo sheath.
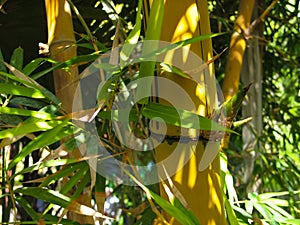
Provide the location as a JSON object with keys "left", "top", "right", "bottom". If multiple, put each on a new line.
{"left": 151, "top": 0, "right": 226, "bottom": 224}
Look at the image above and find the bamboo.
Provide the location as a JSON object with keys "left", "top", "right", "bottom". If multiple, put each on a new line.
{"left": 44, "top": 1, "right": 94, "bottom": 223}
{"left": 221, "top": 0, "right": 255, "bottom": 149}
{"left": 45, "top": 0, "right": 78, "bottom": 113}
{"left": 222, "top": 0, "right": 255, "bottom": 101}
{"left": 152, "top": 0, "right": 226, "bottom": 224}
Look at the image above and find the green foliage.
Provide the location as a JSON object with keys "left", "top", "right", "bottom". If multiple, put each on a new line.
{"left": 0, "top": 0, "right": 299, "bottom": 224}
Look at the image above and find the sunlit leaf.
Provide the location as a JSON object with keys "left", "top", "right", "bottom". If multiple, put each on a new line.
{"left": 4, "top": 62, "right": 61, "bottom": 105}
{"left": 0, "top": 107, "right": 55, "bottom": 120}
{"left": 224, "top": 196, "right": 240, "bottom": 225}
{"left": 143, "top": 102, "right": 228, "bottom": 131}
{"left": 40, "top": 161, "right": 88, "bottom": 187}
{"left": 8, "top": 121, "right": 76, "bottom": 170}
{"left": 23, "top": 58, "right": 48, "bottom": 75}
{"left": 31, "top": 53, "right": 101, "bottom": 80}
{"left": 14, "top": 187, "right": 112, "bottom": 219}
{"left": 125, "top": 170, "right": 201, "bottom": 225}
{"left": 0, "top": 83, "right": 46, "bottom": 99}
{"left": 136, "top": 0, "right": 164, "bottom": 104}
{"left": 0, "top": 120, "right": 65, "bottom": 139}
{"left": 119, "top": 0, "right": 143, "bottom": 68}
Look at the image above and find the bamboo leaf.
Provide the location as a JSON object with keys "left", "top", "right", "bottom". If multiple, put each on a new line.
{"left": 0, "top": 120, "right": 65, "bottom": 139}
{"left": 23, "top": 58, "right": 48, "bottom": 75}
{"left": 4, "top": 62, "right": 61, "bottom": 105}
{"left": 0, "top": 107, "right": 56, "bottom": 120}
{"left": 136, "top": 0, "right": 164, "bottom": 104}
{"left": 31, "top": 53, "right": 101, "bottom": 80}
{"left": 124, "top": 170, "right": 201, "bottom": 225}
{"left": 12, "top": 158, "right": 84, "bottom": 179}
{"left": 224, "top": 196, "right": 240, "bottom": 225}
{"left": 17, "top": 182, "right": 110, "bottom": 220}
{"left": 15, "top": 187, "right": 72, "bottom": 209}
{"left": 160, "top": 62, "right": 192, "bottom": 79}
{"left": 0, "top": 49, "right": 6, "bottom": 73}
{"left": 10, "top": 97, "right": 47, "bottom": 109}
{"left": 143, "top": 102, "right": 228, "bottom": 131}
{"left": 40, "top": 161, "right": 88, "bottom": 187}
{"left": 119, "top": 0, "right": 143, "bottom": 68}
{"left": 60, "top": 165, "right": 88, "bottom": 194}
{"left": 7, "top": 121, "right": 76, "bottom": 170}
{"left": 148, "top": 191, "right": 200, "bottom": 225}
{"left": 0, "top": 83, "right": 46, "bottom": 99}
{"left": 15, "top": 196, "right": 40, "bottom": 221}
{"left": 15, "top": 186, "right": 110, "bottom": 219}
{"left": 10, "top": 47, "right": 24, "bottom": 70}
{"left": 135, "top": 33, "right": 226, "bottom": 65}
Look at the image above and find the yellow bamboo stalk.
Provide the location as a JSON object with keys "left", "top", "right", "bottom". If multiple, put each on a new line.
{"left": 222, "top": 0, "right": 255, "bottom": 101}
{"left": 152, "top": 0, "right": 226, "bottom": 224}
{"left": 45, "top": 0, "right": 78, "bottom": 113}
{"left": 222, "top": 0, "right": 255, "bottom": 149}
{"left": 44, "top": 1, "right": 94, "bottom": 223}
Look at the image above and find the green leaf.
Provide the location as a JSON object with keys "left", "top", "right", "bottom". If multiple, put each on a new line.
{"left": 0, "top": 119, "right": 65, "bottom": 139}
{"left": 31, "top": 53, "right": 101, "bottom": 80}
{"left": 123, "top": 169, "right": 200, "bottom": 225}
{"left": 119, "top": 0, "right": 143, "bottom": 68}
{"left": 0, "top": 107, "right": 56, "bottom": 120}
{"left": 148, "top": 187, "right": 201, "bottom": 225}
{"left": 224, "top": 196, "right": 239, "bottom": 225}
{"left": 0, "top": 114, "right": 23, "bottom": 126}
{"left": 15, "top": 187, "right": 74, "bottom": 209}
{"left": 0, "top": 83, "right": 46, "bottom": 99}
{"left": 40, "top": 161, "right": 88, "bottom": 187}
{"left": 134, "top": 33, "right": 225, "bottom": 65}
{"left": 97, "top": 102, "right": 230, "bottom": 132}
{"left": 160, "top": 62, "right": 192, "bottom": 79}
{"left": 15, "top": 196, "right": 40, "bottom": 221}
{"left": 60, "top": 164, "right": 89, "bottom": 194}
{"left": 136, "top": 0, "right": 164, "bottom": 104}
{"left": 0, "top": 49, "right": 6, "bottom": 73}
{"left": 8, "top": 121, "right": 76, "bottom": 170}
{"left": 10, "top": 97, "right": 47, "bottom": 109}
{"left": 5, "top": 62, "right": 61, "bottom": 106}
{"left": 12, "top": 158, "right": 84, "bottom": 179}
{"left": 23, "top": 58, "right": 47, "bottom": 75}
{"left": 42, "top": 214, "right": 81, "bottom": 225}
{"left": 10, "top": 47, "right": 24, "bottom": 70}
{"left": 173, "top": 198, "right": 201, "bottom": 225}
{"left": 143, "top": 102, "right": 228, "bottom": 131}
{"left": 15, "top": 186, "right": 109, "bottom": 219}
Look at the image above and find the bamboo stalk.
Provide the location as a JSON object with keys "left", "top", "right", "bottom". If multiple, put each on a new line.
{"left": 222, "top": 0, "right": 255, "bottom": 101}
{"left": 44, "top": 1, "right": 94, "bottom": 223}
{"left": 221, "top": 0, "right": 255, "bottom": 149}
{"left": 152, "top": 0, "right": 226, "bottom": 224}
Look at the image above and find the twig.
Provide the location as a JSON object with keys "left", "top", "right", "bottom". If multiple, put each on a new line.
{"left": 249, "top": 0, "right": 280, "bottom": 33}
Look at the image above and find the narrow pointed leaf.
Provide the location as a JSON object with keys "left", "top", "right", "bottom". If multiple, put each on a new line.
{"left": 119, "top": 0, "right": 143, "bottom": 67}
{"left": 8, "top": 121, "right": 75, "bottom": 170}
{"left": 0, "top": 83, "right": 46, "bottom": 98}
{"left": 15, "top": 187, "right": 112, "bottom": 219}
{"left": 10, "top": 47, "right": 24, "bottom": 70}
{"left": 0, "top": 107, "right": 56, "bottom": 120}
{"left": 0, "top": 120, "right": 65, "bottom": 139}
{"left": 4, "top": 62, "right": 61, "bottom": 105}
{"left": 0, "top": 49, "right": 6, "bottom": 73}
